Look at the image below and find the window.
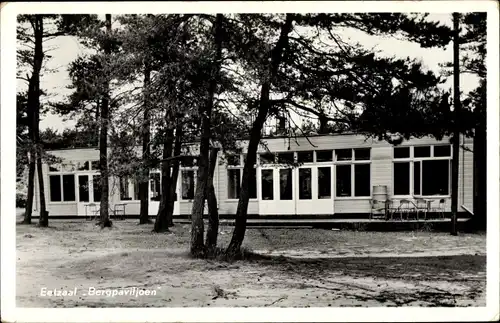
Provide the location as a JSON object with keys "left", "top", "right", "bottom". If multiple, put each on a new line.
{"left": 336, "top": 165, "right": 351, "bottom": 197}
{"left": 297, "top": 151, "right": 313, "bottom": 163}
{"left": 316, "top": 150, "right": 333, "bottom": 162}
{"left": 93, "top": 175, "right": 102, "bottom": 202}
{"left": 394, "top": 147, "right": 410, "bottom": 159}
{"left": 49, "top": 174, "right": 76, "bottom": 202}
{"left": 354, "top": 148, "right": 370, "bottom": 161}
{"left": 422, "top": 160, "right": 449, "bottom": 195}
{"left": 279, "top": 169, "right": 293, "bottom": 200}
{"left": 318, "top": 167, "right": 331, "bottom": 199}
{"left": 414, "top": 161, "right": 421, "bottom": 195}
{"left": 182, "top": 170, "right": 195, "bottom": 199}
{"left": 228, "top": 169, "right": 241, "bottom": 199}
{"left": 336, "top": 149, "right": 352, "bottom": 161}
{"left": 260, "top": 153, "right": 275, "bottom": 164}
{"left": 354, "top": 164, "right": 370, "bottom": 196}
{"left": 249, "top": 168, "right": 257, "bottom": 199}
{"left": 414, "top": 146, "right": 431, "bottom": 158}
{"left": 394, "top": 163, "right": 410, "bottom": 195}
{"left": 119, "top": 176, "right": 139, "bottom": 201}
{"left": 150, "top": 173, "right": 161, "bottom": 201}
{"left": 78, "top": 161, "right": 90, "bottom": 171}
{"left": 261, "top": 169, "right": 274, "bottom": 200}
{"left": 277, "top": 152, "right": 294, "bottom": 164}
{"left": 49, "top": 175, "right": 62, "bottom": 202}
{"left": 434, "top": 145, "right": 451, "bottom": 157}
{"left": 78, "top": 175, "right": 89, "bottom": 202}
{"left": 226, "top": 154, "right": 241, "bottom": 166}
{"left": 299, "top": 168, "right": 312, "bottom": 199}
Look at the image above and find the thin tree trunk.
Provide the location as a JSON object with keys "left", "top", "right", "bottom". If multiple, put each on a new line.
{"left": 450, "top": 12, "right": 460, "bottom": 236}
{"left": 166, "top": 121, "right": 183, "bottom": 227}
{"left": 205, "top": 147, "right": 219, "bottom": 251}
{"left": 190, "top": 14, "right": 224, "bottom": 258}
{"left": 226, "top": 14, "right": 294, "bottom": 258}
{"left": 139, "top": 62, "right": 152, "bottom": 224}
{"left": 23, "top": 146, "right": 35, "bottom": 224}
{"left": 98, "top": 14, "right": 112, "bottom": 228}
{"left": 153, "top": 126, "right": 174, "bottom": 233}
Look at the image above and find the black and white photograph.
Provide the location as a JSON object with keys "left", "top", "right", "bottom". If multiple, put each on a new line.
{"left": 1, "top": 1, "right": 499, "bottom": 322}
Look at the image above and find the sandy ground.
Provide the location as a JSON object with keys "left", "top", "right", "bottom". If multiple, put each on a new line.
{"left": 16, "top": 215, "right": 486, "bottom": 307}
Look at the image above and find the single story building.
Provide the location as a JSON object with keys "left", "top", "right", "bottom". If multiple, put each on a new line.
{"left": 28, "top": 133, "right": 474, "bottom": 219}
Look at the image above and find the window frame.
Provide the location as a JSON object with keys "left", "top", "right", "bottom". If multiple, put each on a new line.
{"left": 334, "top": 148, "right": 372, "bottom": 199}
{"left": 392, "top": 145, "right": 452, "bottom": 198}
{"left": 48, "top": 173, "right": 77, "bottom": 203}
{"left": 227, "top": 154, "right": 258, "bottom": 201}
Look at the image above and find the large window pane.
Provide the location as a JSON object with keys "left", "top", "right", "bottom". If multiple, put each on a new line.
{"left": 434, "top": 145, "right": 451, "bottom": 157}
{"left": 422, "top": 160, "right": 450, "bottom": 195}
{"left": 394, "top": 162, "right": 410, "bottom": 195}
{"left": 354, "top": 164, "right": 370, "bottom": 197}
{"left": 336, "top": 149, "right": 352, "bottom": 161}
{"left": 336, "top": 165, "right": 351, "bottom": 197}
{"left": 49, "top": 175, "right": 62, "bottom": 202}
{"left": 150, "top": 173, "right": 161, "bottom": 201}
{"left": 261, "top": 169, "right": 274, "bottom": 200}
{"left": 228, "top": 169, "right": 241, "bottom": 199}
{"left": 297, "top": 151, "right": 313, "bottom": 163}
{"left": 394, "top": 147, "right": 410, "bottom": 159}
{"left": 279, "top": 169, "right": 293, "bottom": 200}
{"left": 78, "top": 175, "right": 89, "bottom": 202}
{"left": 249, "top": 168, "right": 257, "bottom": 199}
{"left": 182, "top": 171, "right": 195, "bottom": 199}
{"left": 318, "top": 167, "right": 331, "bottom": 199}
{"left": 299, "top": 168, "right": 312, "bottom": 200}
{"left": 316, "top": 150, "right": 333, "bottom": 162}
{"left": 354, "top": 148, "right": 371, "bottom": 160}
{"left": 62, "top": 175, "right": 75, "bottom": 201}
{"left": 414, "top": 161, "right": 421, "bottom": 195}
{"left": 93, "top": 175, "right": 102, "bottom": 202}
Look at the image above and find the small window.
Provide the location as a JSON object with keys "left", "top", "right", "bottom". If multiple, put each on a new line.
{"left": 299, "top": 168, "right": 312, "bottom": 199}
{"left": 226, "top": 154, "right": 241, "bottom": 166}
{"left": 62, "top": 175, "right": 75, "bottom": 201}
{"left": 297, "top": 151, "right": 313, "bottom": 163}
{"left": 394, "top": 162, "right": 410, "bottom": 195}
{"left": 414, "top": 146, "right": 431, "bottom": 158}
{"left": 279, "top": 169, "right": 293, "bottom": 200}
{"left": 91, "top": 160, "right": 101, "bottom": 171}
{"left": 182, "top": 170, "right": 195, "bottom": 199}
{"left": 261, "top": 169, "right": 274, "bottom": 200}
{"left": 336, "top": 149, "right": 352, "bottom": 161}
{"left": 78, "top": 161, "right": 90, "bottom": 171}
{"left": 78, "top": 175, "right": 89, "bottom": 202}
{"left": 260, "top": 153, "right": 275, "bottom": 164}
{"left": 394, "top": 147, "right": 410, "bottom": 159}
{"left": 277, "top": 152, "right": 294, "bottom": 164}
{"left": 354, "top": 148, "right": 371, "bottom": 161}
{"left": 354, "top": 164, "right": 370, "bottom": 196}
{"left": 434, "top": 145, "right": 451, "bottom": 157}
{"left": 336, "top": 165, "right": 351, "bottom": 197}
{"left": 316, "top": 150, "right": 333, "bottom": 162}
{"left": 318, "top": 167, "right": 331, "bottom": 199}
{"left": 228, "top": 169, "right": 241, "bottom": 199}
{"left": 49, "top": 175, "right": 62, "bottom": 202}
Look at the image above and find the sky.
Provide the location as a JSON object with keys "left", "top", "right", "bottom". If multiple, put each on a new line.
{"left": 16, "top": 13, "right": 480, "bottom": 132}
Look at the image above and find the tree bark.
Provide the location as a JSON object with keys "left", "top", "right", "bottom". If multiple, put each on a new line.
{"left": 98, "top": 14, "right": 112, "bottom": 228}
{"left": 450, "top": 12, "right": 460, "bottom": 236}
{"left": 23, "top": 143, "right": 35, "bottom": 224}
{"left": 153, "top": 125, "right": 174, "bottom": 233}
{"left": 139, "top": 62, "right": 152, "bottom": 224}
{"left": 190, "top": 14, "right": 224, "bottom": 258}
{"left": 205, "top": 147, "right": 219, "bottom": 251}
{"left": 226, "top": 14, "right": 294, "bottom": 258}
{"left": 166, "top": 121, "right": 183, "bottom": 227}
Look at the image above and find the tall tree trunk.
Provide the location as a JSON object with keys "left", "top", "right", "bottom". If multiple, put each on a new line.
{"left": 450, "top": 12, "right": 460, "bottom": 236}
{"left": 226, "top": 14, "right": 294, "bottom": 258}
{"left": 153, "top": 125, "right": 174, "bottom": 233}
{"left": 205, "top": 147, "right": 219, "bottom": 251}
{"left": 473, "top": 123, "right": 486, "bottom": 230}
{"left": 166, "top": 121, "right": 183, "bottom": 227}
{"left": 23, "top": 145, "right": 35, "bottom": 224}
{"left": 190, "top": 14, "right": 224, "bottom": 258}
{"left": 139, "top": 62, "right": 152, "bottom": 224}
{"left": 25, "top": 16, "right": 48, "bottom": 227}
{"left": 98, "top": 14, "right": 112, "bottom": 228}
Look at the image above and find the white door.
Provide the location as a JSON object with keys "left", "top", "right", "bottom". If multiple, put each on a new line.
{"left": 77, "top": 174, "right": 101, "bottom": 217}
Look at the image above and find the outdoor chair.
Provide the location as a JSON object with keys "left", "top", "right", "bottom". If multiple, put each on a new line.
{"left": 398, "top": 199, "right": 416, "bottom": 220}
{"left": 385, "top": 199, "right": 398, "bottom": 220}
{"left": 85, "top": 203, "right": 99, "bottom": 221}
{"left": 414, "top": 198, "right": 429, "bottom": 221}
{"left": 113, "top": 204, "right": 126, "bottom": 220}
{"left": 370, "top": 199, "right": 386, "bottom": 219}
{"left": 431, "top": 199, "right": 446, "bottom": 219}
